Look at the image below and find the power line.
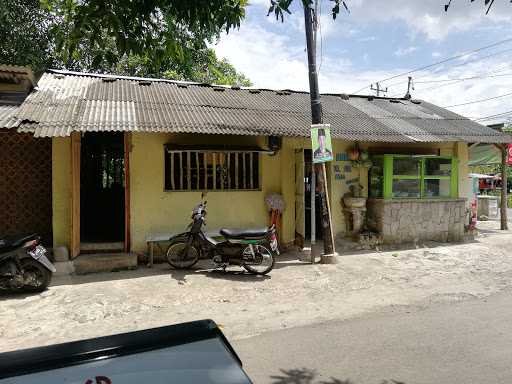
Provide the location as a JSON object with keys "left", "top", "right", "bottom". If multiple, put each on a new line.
{"left": 388, "top": 65, "right": 512, "bottom": 89}
{"left": 388, "top": 48, "right": 512, "bottom": 97}
{"left": 474, "top": 110, "right": 512, "bottom": 121}
{"left": 414, "top": 72, "right": 512, "bottom": 84}
{"left": 352, "top": 37, "right": 512, "bottom": 94}
{"left": 389, "top": 60, "right": 512, "bottom": 98}
{"left": 443, "top": 91, "right": 512, "bottom": 108}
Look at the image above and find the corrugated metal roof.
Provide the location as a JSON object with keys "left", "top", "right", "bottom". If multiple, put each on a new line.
{"left": 14, "top": 70, "right": 512, "bottom": 143}
{"left": 0, "top": 65, "right": 35, "bottom": 86}
{"left": 0, "top": 104, "right": 20, "bottom": 128}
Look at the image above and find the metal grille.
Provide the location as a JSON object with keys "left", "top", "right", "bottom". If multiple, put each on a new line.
{"left": 0, "top": 132, "right": 52, "bottom": 244}
{"left": 165, "top": 150, "right": 260, "bottom": 191}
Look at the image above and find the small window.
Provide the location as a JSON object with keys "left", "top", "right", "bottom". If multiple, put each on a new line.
{"left": 393, "top": 157, "right": 421, "bottom": 176}
{"left": 165, "top": 150, "right": 260, "bottom": 191}
{"left": 393, "top": 179, "right": 421, "bottom": 198}
{"left": 425, "top": 158, "right": 452, "bottom": 176}
{"left": 424, "top": 178, "right": 451, "bottom": 198}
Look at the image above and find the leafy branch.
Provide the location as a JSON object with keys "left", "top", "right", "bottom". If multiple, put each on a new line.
{"left": 267, "top": 0, "right": 349, "bottom": 21}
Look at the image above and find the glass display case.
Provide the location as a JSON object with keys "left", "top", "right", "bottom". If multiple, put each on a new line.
{"left": 369, "top": 155, "right": 458, "bottom": 199}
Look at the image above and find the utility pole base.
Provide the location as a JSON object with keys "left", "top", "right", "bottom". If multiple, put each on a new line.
{"left": 320, "top": 253, "right": 338, "bottom": 264}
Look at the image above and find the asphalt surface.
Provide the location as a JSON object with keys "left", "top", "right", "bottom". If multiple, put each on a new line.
{"left": 233, "top": 290, "right": 512, "bottom": 384}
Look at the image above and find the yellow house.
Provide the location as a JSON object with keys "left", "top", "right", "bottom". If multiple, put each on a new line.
{"left": 7, "top": 69, "right": 511, "bottom": 264}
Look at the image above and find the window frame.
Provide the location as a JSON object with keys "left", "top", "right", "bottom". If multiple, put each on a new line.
{"left": 374, "top": 154, "right": 458, "bottom": 199}
{"left": 164, "top": 149, "right": 262, "bottom": 192}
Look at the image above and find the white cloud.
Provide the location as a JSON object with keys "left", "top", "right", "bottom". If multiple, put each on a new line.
{"left": 215, "top": 2, "right": 512, "bottom": 124}
{"left": 215, "top": 22, "right": 310, "bottom": 90}
{"left": 338, "top": 0, "right": 512, "bottom": 40}
{"left": 247, "top": 0, "right": 512, "bottom": 41}
{"left": 394, "top": 46, "right": 419, "bottom": 57}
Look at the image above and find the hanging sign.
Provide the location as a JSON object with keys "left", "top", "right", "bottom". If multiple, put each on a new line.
{"left": 507, "top": 144, "right": 512, "bottom": 165}
{"left": 311, "top": 124, "right": 333, "bottom": 164}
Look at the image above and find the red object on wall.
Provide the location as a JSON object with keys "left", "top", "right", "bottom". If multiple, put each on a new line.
{"left": 507, "top": 144, "right": 512, "bottom": 165}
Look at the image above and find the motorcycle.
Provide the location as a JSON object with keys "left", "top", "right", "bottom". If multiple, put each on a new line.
{"left": 0, "top": 234, "right": 56, "bottom": 292}
{"left": 166, "top": 194, "right": 279, "bottom": 275}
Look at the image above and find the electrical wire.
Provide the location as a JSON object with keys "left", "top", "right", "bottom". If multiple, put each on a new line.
{"left": 388, "top": 49, "right": 512, "bottom": 97}
{"left": 317, "top": 0, "right": 324, "bottom": 75}
{"left": 443, "top": 91, "right": 512, "bottom": 108}
{"left": 474, "top": 110, "right": 512, "bottom": 121}
{"left": 414, "top": 72, "right": 512, "bottom": 84}
{"left": 352, "top": 37, "right": 512, "bottom": 94}
{"left": 389, "top": 62, "right": 512, "bottom": 98}
{"left": 387, "top": 64, "right": 511, "bottom": 89}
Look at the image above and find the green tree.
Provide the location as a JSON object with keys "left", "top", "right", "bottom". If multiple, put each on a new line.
{"left": 0, "top": 0, "right": 251, "bottom": 85}
{"left": 42, "top": 0, "right": 247, "bottom": 70}
{"left": 0, "top": 0, "right": 56, "bottom": 74}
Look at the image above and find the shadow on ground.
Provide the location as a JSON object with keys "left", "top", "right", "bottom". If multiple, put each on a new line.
{"left": 269, "top": 368, "right": 405, "bottom": 384}
{"left": 47, "top": 258, "right": 279, "bottom": 288}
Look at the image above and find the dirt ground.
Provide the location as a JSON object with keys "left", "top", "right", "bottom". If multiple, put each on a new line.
{"left": 1, "top": 221, "right": 512, "bottom": 353}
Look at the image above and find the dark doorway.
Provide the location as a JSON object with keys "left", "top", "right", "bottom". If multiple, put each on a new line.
{"left": 80, "top": 133, "right": 125, "bottom": 243}
{"left": 304, "top": 149, "right": 323, "bottom": 241}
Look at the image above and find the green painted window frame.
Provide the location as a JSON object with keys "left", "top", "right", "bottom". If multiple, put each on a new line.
{"left": 375, "top": 155, "right": 458, "bottom": 199}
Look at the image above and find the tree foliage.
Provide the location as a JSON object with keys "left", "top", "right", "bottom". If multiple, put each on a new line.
{"left": 42, "top": 0, "right": 247, "bottom": 68}
{"left": 0, "top": 0, "right": 56, "bottom": 74}
{"left": 0, "top": 0, "right": 251, "bottom": 86}
{"left": 444, "top": 0, "right": 506, "bottom": 14}
{"left": 267, "top": 0, "right": 349, "bottom": 21}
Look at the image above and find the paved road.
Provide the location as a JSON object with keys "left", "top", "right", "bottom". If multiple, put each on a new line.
{"left": 233, "top": 291, "right": 512, "bottom": 384}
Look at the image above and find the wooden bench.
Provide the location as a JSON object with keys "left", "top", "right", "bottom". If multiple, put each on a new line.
{"left": 146, "top": 230, "right": 221, "bottom": 267}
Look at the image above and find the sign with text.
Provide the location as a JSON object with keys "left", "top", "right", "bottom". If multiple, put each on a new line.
{"left": 311, "top": 124, "right": 333, "bottom": 164}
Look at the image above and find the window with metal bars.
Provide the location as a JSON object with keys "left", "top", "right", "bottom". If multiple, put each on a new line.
{"left": 164, "top": 150, "right": 260, "bottom": 191}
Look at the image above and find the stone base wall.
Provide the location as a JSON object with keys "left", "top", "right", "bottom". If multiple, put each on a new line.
{"left": 366, "top": 198, "right": 466, "bottom": 244}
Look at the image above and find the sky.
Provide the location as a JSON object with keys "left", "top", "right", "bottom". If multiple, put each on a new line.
{"left": 214, "top": 0, "right": 512, "bottom": 125}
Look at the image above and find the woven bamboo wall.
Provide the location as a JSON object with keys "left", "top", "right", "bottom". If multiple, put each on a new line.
{"left": 0, "top": 132, "right": 52, "bottom": 244}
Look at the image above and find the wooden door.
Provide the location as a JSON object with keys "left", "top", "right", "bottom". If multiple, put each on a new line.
{"left": 71, "top": 132, "right": 81, "bottom": 258}
{"left": 124, "top": 132, "right": 131, "bottom": 252}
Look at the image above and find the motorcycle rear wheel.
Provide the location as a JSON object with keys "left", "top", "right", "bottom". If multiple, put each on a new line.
{"left": 166, "top": 241, "right": 199, "bottom": 269}
{"left": 242, "top": 244, "right": 275, "bottom": 275}
{"left": 21, "top": 258, "right": 52, "bottom": 292}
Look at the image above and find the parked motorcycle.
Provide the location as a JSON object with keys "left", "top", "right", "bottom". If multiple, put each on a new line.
{"left": 0, "top": 234, "right": 56, "bottom": 292}
{"left": 166, "top": 194, "right": 279, "bottom": 275}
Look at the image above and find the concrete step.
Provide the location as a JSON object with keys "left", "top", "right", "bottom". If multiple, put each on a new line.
{"left": 80, "top": 242, "right": 124, "bottom": 253}
{"left": 73, "top": 253, "right": 137, "bottom": 275}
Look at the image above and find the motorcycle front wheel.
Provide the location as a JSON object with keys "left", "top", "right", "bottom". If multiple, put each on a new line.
{"left": 21, "top": 258, "right": 52, "bottom": 292}
{"left": 242, "top": 244, "right": 275, "bottom": 275}
{"left": 166, "top": 241, "right": 199, "bottom": 269}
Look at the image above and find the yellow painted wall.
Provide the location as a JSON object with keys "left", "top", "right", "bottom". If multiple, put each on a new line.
{"left": 279, "top": 138, "right": 297, "bottom": 244}
{"left": 454, "top": 142, "right": 471, "bottom": 206}
{"left": 50, "top": 132, "right": 471, "bottom": 253}
{"left": 130, "top": 133, "right": 290, "bottom": 252}
{"left": 52, "top": 137, "right": 72, "bottom": 247}
{"left": 275, "top": 139, "right": 460, "bottom": 240}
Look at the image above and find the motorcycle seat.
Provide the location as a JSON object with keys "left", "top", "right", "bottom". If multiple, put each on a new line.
{"left": 220, "top": 228, "right": 270, "bottom": 240}
{"left": 0, "top": 234, "right": 39, "bottom": 252}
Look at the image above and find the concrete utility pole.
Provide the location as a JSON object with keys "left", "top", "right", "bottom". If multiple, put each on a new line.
{"left": 303, "top": 2, "right": 336, "bottom": 262}
{"left": 500, "top": 144, "right": 509, "bottom": 230}
{"left": 370, "top": 82, "right": 388, "bottom": 97}
{"left": 405, "top": 76, "right": 414, "bottom": 99}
